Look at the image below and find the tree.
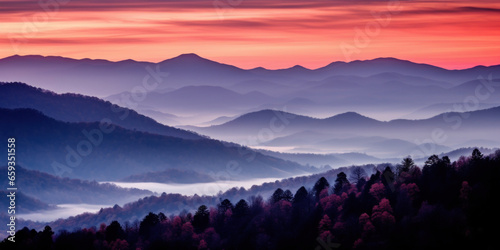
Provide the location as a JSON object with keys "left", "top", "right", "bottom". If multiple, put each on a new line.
{"left": 105, "top": 221, "right": 125, "bottom": 242}
{"left": 381, "top": 166, "right": 395, "bottom": 192}
{"left": 233, "top": 199, "right": 249, "bottom": 218}
{"left": 293, "top": 186, "right": 309, "bottom": 204}
{"left": 356, "top": 177, "right": 367, "bottom": 192}
{"left": 282, "top": 189, "right": 294, "bottom": 202}
{"left": 292, "top": 186, "right": 311, "bottom": 220}
{"left": 139, "top": 212, "right": 160, "bottom": 236}
{"left": 442, "top": 156, "right": 451, "bottom": 166}
{"left": 333, "top": 172, "right": 350, "bottom": 195}
{"left": 369, "top": 183, "right": 386, "bottom": 201}
{"left": 318, "top": 214, "right": 332, "bottom": 233}
{"left": 158, "top": 212, "right": 167, "bottom": 222}
{"left": 218, "top": 199, "right": 233, "bottom": 214}
{"left": 424, "top": 155, "right": 440, "bottom": 167}
{"left": 38, "top": 226, "right": 54, "bottom": 250}
{"left": 398, "top": 157, "right": 415, "bottom": 175}
{"left": 472, "top": 148, "right": 483, "bottom": 161}
{"left": 349, "top": 166, "right": 367, "bottom": 183}
{"left": 371, "top": 198, "right": 395, "bottom": 232}
{"left": 193, "top": 205, "right": 210, "bottom": 232}
{"left": 313, "top": 177, "right": 330, "bottom": 199}
{"left": 271, "top": 188, "right": 285, "bottom": 204}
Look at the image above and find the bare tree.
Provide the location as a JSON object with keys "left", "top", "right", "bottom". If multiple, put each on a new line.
{"left": 349, "top": 166, "right": 367, "bottom": 183}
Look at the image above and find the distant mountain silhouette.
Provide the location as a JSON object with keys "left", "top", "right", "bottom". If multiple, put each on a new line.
{"left": 324, "top": 111, "right": 381, "bottom": 126}
{"left": 1, "top": 53, "right": 498, "bottom": 95}
{"left": 120, "top": 169, "right": 216, "bottom": 183}
{"left": 105, "top": 85, "right": 274, "bottom": 114}
{"left": 0, "top": 82, "right": 202, "bottom": 140}
{"left": 255, "top": 149, "right": 391, "bottom": 168}
{"left": 199, "top": 115, "right": 237, "bottom": 126}
{"left": 191, "top": 109, "right": 381, "bottom": 141}
{"left": 0, "top": 54, "right": 254, "bottom": 96}
{"left": 399, "top": 102, "right": 500, "bottom": 120}
{"left": 0, "top": 108, "right": 310, "bottom": 181}
{"left": 189, "top": 107, "right": 500, "bottom": 155}
{"left": 2, "top": 54, "right": 499, "bottom": 122}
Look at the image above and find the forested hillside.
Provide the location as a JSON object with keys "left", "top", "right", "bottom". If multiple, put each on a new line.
{"left": 4, "top": 149, "right": 498, "bottom": 249}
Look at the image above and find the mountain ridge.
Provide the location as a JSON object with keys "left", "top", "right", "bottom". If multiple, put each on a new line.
{"left": 0, "top": 82, "right": 203, "bottom": 140}
{"left": 4, "top": 54, "right": 499, "bottom": 71}
{"left": 0, "top": 107, "right": 311, "bottom": 181}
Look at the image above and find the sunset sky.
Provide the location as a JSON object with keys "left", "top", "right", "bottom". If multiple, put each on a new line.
{"left": 0, "top": 0, "right": 499, "bottom": 69}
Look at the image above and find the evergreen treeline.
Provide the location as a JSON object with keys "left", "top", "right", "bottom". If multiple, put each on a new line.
{"left": 3, "top": 149, "right": 498, "bottom": 250}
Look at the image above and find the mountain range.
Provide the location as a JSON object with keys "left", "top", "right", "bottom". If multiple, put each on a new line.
{"left": 1, "top": 80, "right": 498, "bottom": 168}
{"left": 0, "top": 82, "right": 202, "bottom": 140}
{"left": 187, "top": 107, "right": 500, "bottom": 158}
{"left": 0, "top": 107, "right": 310, "bottom": 181}
{"left": 1, "top": 54, "right": 500, "bottom": 124}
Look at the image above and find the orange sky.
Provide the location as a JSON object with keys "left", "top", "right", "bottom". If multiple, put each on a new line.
{"left": 0, "top": 0, "right": 499, "bottom": 69}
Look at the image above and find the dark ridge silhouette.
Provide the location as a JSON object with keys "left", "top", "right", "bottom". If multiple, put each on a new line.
{"left": 0, "top": 108, "right": 310, "bottom": 181}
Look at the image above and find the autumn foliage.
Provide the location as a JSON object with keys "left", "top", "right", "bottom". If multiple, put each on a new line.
{"left": 2, "top": 149, "right": 499, "bottom": 249}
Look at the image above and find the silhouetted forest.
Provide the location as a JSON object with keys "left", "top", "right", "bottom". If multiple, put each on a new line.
{"left": 3, "top": 149, "right": 498, "bottom": 249}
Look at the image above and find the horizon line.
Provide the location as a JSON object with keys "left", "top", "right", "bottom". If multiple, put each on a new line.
{"left": 2, "top": 53, "right": 499, "bottom": 71}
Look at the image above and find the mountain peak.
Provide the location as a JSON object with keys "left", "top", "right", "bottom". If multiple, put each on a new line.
{"left": 178, "top": 53, "right": 203, "bottom": 58}
{"left": 334, "top": 111, "right": 363, "bottom": 118}
{"left": 159, "top": 53, "right": 236, "bottom": 69}
{"left": 231, "top": 109, "right": 296, "bottom": 122}
{"left": 326, "top": 111, "right": 380, "bottom": 124}
{"left": 290, "top": 65, "right": 309, "bottom": 70}
{"left": 170, "top": 53, "right": 207, "bottom": 62}
{"left": 250, "top": 66, "right": 268, "bottom": 71}
{"left": 158, "top": 53, "right": 208, "bottom": 64}
{"left": 276, "top": 65, "right": 311, "bottom": 71}
{"left": 336, "top": 111, "right": 362, "bottom": 116}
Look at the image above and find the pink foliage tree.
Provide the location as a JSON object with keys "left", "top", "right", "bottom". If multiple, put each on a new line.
{"left": 369, "top": 183, "right": 386, "bottom": 201}
{"left": 371, "top": 198, "right": 395, "bottom": 230}
{"left": 109, "top": 239, "right": 129, "bottom": 250}
{"left": 400, "top": 183, "right": 420, "bottom": 201}
{"left": 318, "top": 214, "right": 332, "bottom": 233}
{"left": 320, "top": 194, "right": 341, "bottom": 211}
